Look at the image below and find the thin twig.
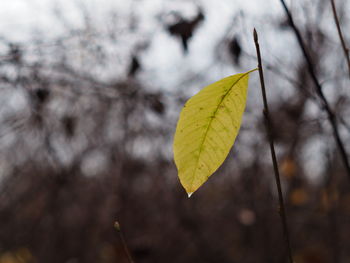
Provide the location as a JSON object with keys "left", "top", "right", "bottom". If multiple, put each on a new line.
{"left": 114, "top": 221, "right": 135, "bottom": 263}
{"left": 253, "top": 29, "right": 294, "bottom": 263}
{"left": 279, "top": 0, "right": 350, "bottom": 181}
{"left": 330, "top": 0, "right": 350, "bottom": 79}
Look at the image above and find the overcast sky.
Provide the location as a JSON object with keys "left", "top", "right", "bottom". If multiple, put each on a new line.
{"left": 0, "top": 0, "right": 280, "bottom": 39}
{"left": 0, "top": 0, "right": 271, "bottom": 92}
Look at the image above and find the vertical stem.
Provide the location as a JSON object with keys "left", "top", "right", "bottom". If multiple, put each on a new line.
{"left": 114, "top": 221, "right": 135, "bottom": 263}
{"left": 330, "top": 0, "right": 350, "bottom": 79}
{"left": 253, "top": 29, "right": 294, "bottom": 263}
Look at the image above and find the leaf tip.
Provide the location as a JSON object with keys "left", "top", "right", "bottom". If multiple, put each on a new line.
{"left": 187, "top": 192, "right": 194, "bottom": 198}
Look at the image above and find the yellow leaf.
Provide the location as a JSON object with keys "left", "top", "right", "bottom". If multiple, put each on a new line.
{"left": 173, "top": 69, "right": 256, "bottom": 196}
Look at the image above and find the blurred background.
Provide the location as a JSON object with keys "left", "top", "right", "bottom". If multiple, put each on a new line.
{"left": 0, "top": 0, "right": 350, "bottom": 262}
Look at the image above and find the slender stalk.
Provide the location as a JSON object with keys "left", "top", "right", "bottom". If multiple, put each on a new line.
{"left": 279, "top": 0, "right": 350, "bottom": 181}
{"left": 114, "top": 221, "right": 135, "bottom": 263}
{"left": 330, "top": 0, "right": 350, "bottom": 79}
{"left": 253, "top": 29, "right": 294, "bottom": 263}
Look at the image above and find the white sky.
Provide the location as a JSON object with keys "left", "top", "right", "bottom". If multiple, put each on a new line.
{"left": 0, "top": 0, "right": 282, "bottom": 40}
{"left": 0, "top": 0, "right": 286, "bottom": 94}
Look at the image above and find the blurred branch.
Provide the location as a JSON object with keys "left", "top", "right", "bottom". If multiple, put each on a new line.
{"left": 330, "top": 0, "right": 350, "bottom": 79}
{"left": 279, "top": 0, "right": 350, "bottom": 181}
{"left": 324, "top": 148, "right": 340, "bottom": 263}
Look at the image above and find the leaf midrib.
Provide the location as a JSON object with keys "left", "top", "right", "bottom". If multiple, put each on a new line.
{"left": 188, "top": 72, "right": 250, "bottom": 191}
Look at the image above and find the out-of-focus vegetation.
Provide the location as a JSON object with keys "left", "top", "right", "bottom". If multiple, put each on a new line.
{"left": 0, "top": 0, "right": 350, "bottom": 262}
